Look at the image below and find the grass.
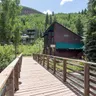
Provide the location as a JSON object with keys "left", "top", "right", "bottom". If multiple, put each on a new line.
{"left": 18, "top": 39, "right": 43, "bottom": 56}
{"left": 0, "top": 45, "right": 15, "bottom": 71}
{"left": 0, "top": 38, "right": 44, "bottom": 71}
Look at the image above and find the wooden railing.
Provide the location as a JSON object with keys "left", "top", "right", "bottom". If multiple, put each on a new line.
{"left": 0, "top": 54, "right": 22, "bottom": 96}
{"left": 33, "top": 54, "right": 96, "bottom": 96}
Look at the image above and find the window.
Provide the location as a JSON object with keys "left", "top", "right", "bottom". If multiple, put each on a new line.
{"left": 64, "top": 34, "right": 69, "bottom": 37}
{"left": 75, "top": 38, "right": 78, "bottom": 40}
{"left": 52, "top": 37, "right": 54, "bottom": 43}
{"left": 52, "top": 32, "right": 54, "bottom": 36}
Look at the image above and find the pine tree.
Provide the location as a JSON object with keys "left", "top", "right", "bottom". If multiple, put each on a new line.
{"left": 84, "top": 9, "right": 87, "bottom": 14}
{"left": 81, "top": 10, "right": 84, "bottom": 14}
{"left": 52, "top": 11, "right": 54, "bottom": 16}
{"left": 54, "top": 15, "right": 57, "bottom": 22}
{"left": 49, "top": 15, "right": 52, "bottom": 24}
{"left": 45, "top": 13, "right": 49, "bottom": 30}
{"left": 75, "top": 17, "right": 84, "bottom": 36}
{"left": 85, "top": 0, "right": 96, "bottom": 62}
{"left": 68, "top": 14, "right": 71, "bottom": 20}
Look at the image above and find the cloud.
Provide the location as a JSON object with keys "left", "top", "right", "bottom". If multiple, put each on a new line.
{"left": 43, "top": 10, "right": 52, "bottom": 15}
{"left": 60, "top": 0, "right": 73, "bottom": 6}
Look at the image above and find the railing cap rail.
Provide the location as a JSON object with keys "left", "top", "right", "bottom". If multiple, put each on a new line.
{"left": 36, "top": 54, "right": 96, "bottom": 66}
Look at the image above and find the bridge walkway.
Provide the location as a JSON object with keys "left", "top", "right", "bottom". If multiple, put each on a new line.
{"left": 14, "top": 57, "right": 77, "bottom": 96}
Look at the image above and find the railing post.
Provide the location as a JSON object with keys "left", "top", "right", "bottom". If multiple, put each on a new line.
{"left": 5, "top": 71, "right": 14, "bottom": 96}
{"left": 38, "top": 55, "right": 39, "bottom": 63}
{"left": 33, "top": 54, "right": 34, "bottom": 60}
{"left": 40, "top": 55, "right": 42, "bottom": 65}
{"left": 53, "top": 57, "right": 56, "bottom": 74}
{"left": 14, "top": 63, "right": 19, "bottom": 91}
{"left": 63, "top": 59, "right": 67, "bottom": 82}
{"left": 43, "top": 55, "right": 45, "bottom": 66}
{"left": 84, "top": 64, "right": 89, "bottom": 96}
{"left": 18, "top": 56, "right": 22, "bottom": 78}
{"left": 47, "top": 56, "right": 49, "bottom": 70}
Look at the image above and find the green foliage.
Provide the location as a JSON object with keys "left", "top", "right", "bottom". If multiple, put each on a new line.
{"left": 56, "top": 13, "right": 88, "bottom": 33}
{"left": 54, "top": 15, "right": 57, "bottom": 22}
{"left": 75, "top": 17, "right": 84, "bottom": 36}
{"left": 49, "top": 15, "right": 52, "bottom": 24}
{"left": 20, "top": 14, "right": 45, "bottom": 35}
{"left": 0, "top": 45, "right": 15, "bottom": 71}
{"left": 0, "top": 0, "right": 21, "bottom": 44}
{"left": 0, "top": 38, "right": 43, "bottom": 70}
{"left": 20, "top": 13, "right": 88, "bottom": 36}
{"left": 45, "top": 13, "right": 49, "bottom": 30}
{"left": 18, "top": 38, "right": 43, "bottom": 56}
{"left": 85, "top": 0, "right": 96, "bottom": 62}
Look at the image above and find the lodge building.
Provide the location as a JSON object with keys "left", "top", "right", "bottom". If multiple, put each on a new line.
{"left": 43, "top": 22, "right": 84, "bottom": 59}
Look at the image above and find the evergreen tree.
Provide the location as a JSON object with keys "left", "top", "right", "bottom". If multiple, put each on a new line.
{"left": 52, "top": 11, "right": 54, "bottom": 16}
{"left": 75, "top": 17, "right": 84, "bottom": 36}
{"left": 49, "top": 15, "right": 52, "bottom": 24}
{"left": 78, "top": 11, "right": 81, "bottom": 14}
{"left": 45, "top": 13, "right": 49, "bottom": 30}
{"left": 81, "top": 10, "right": 84, "bottom": 14}
{"left": 54, "top": 15, "right": 57, "bottom": 22}
{"left": 84, "top": 8, "right": 87, "bottom": 14}
{"left": 68, "top": 14, "right": 71, "bottom": 20}
{"left": 85, "top": 0, "right": 96, "bottom": 62}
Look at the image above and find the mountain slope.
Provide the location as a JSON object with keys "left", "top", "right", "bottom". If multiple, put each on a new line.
{"left": 21, "top": 6, "right": 43, "bottom": 15}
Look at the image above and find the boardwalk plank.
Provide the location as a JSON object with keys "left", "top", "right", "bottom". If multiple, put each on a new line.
{"left": 14, "top": 57, "right": 77, "bottom": 96}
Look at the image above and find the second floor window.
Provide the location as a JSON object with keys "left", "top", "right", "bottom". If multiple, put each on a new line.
{"left": 64, "top": 34, "right": 69, "bottom": 37}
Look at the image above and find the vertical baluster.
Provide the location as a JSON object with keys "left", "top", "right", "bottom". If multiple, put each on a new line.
{"left": 53, "top": 57, "right": 56, "bottom": 74}
{"left": 5, "top": 71, "right": 14, "bottom": 96}
{"left": 43, "top": 55, "right": 45, "bottom": 66}
{"left": 39, "top": 55, "right": 42, "bottom": 64}
{"left": 47, "top": 56, "right": 49, "bottom": 70}
{"left": 38, "top": 54, "right": 39, "bottom": 63}
{"left": 84, "top": 63, "right": 89, "bottom": 96}
{"left": 14, "top": 63, "right": 19, "bottom": 91}
{"left": 63, "top": 59, "right": 67, "bottom": 82}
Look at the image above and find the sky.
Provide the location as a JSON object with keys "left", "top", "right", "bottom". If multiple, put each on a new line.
{"left": 20, "top": 0, "right": 88, "bottom": 14}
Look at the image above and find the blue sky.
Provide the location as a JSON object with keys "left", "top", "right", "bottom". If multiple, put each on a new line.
{"left": 20, "top": 0, "right": 88, "bottom": 14}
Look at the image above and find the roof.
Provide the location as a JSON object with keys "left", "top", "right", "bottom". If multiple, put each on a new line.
{"left": 56, "top": 42, "right": 83, "bottom": 50}
{"left": 43, "top": 23, "right": 55, "bottom": 36}
{"left": 43, "top": 22, "right": 82, "bottom": 39}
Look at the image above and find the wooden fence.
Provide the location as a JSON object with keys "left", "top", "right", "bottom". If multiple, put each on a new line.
{"left": 33, "top": 54, "right": 96, "bottom": 96}
{"left": 0, "top": 54, "right": 22, "bottom": 96}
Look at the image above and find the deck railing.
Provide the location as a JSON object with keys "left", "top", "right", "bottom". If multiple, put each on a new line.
{"left": 0, "top": 54, "right": 22, "bottom": 96}
{"left": 33, "top": 54, "right": 96, "bottom": 96}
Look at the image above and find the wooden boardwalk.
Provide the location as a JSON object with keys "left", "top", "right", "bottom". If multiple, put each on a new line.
{"left": 14, "top": 57, "right": 77, "bottom": 96}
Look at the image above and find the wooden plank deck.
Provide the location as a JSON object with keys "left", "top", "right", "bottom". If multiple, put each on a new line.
{"left": 14, "top": 57, "right": 77, "bottom": 96}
